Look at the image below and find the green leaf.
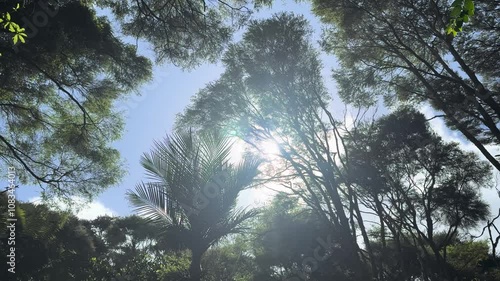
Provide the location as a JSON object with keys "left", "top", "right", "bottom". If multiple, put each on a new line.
{"left": 451, "top": 6, "right": 462, "bottom": 18}
{"left": 445, "top": 22, "right": 453, "bottom": 31}
{"left": 13, "top": 34, "right": 18, "bottom": 44}
{"left": 464, "top": 0, "right": 474, "bottom": 15}
{"left": 6, "top": 12, "right": 10, "bottom": 21}
{"left": 446, "top": 24, "right": 458, "bottom": 37}
{"left": 463, "top": 15, "right": 469, "bottom": 22}
{"left": 19, "top": 34, "right": 25, "bottom": 43}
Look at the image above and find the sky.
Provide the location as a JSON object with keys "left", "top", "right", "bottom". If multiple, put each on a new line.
{"left": 11, "top": 0, "right": 500, "bottom": 233}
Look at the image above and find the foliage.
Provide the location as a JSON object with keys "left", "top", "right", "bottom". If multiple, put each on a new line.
{"left": 344, "top": 107, "right": 492, "bottom": 279}
{"left": 0, "top": 198, "right": 193, "bottom": 281}
{"left": 0, "top": 199, "right": 97, "bottom": 281}
{"left": 0, "top": 0, "right": 152, "bottom": 199}
{"left": 0, "top": 2, "right": 27, "bottom": 55}
{"left": 177, "top": 12, "right": 329, "bottom": 137}
{"left": 447, "top": 241, "right": 488, "bottom": 272}
{"left": 84, "top": 215, "right": 192, "bottom": 281}
{"left": 312, "top": 0, "right": 500, "bottom": 170}
{"left": 88, "top": 250, "right": 191, "bottom": 281}
{"left": 202, "top": 240, "right": 257, "bottom": 281}
{"left": 249, "top": 194, "right": 351, "bottom": 281}
{"left": 446, "top": 0, "right": 475, "bottom": 36}
{"left": 94, "top": 0, "right": 273, "bottom": 68}
{"left": 2, "top": 197, "right": 498, "bottom": 281}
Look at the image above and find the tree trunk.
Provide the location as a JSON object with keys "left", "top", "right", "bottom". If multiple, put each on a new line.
{"left": 189, "top": 249, "right": 203, "bottom": 281}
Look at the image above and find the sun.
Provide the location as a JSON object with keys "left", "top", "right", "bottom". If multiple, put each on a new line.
{"left": 228, "top": 138, "right": 281, "bottom": 164}
{"left": 229, "top": 138, "right": 246, "bottom": 164}
{"left": 258, "top": 139, "right": 281, "bottom": 156}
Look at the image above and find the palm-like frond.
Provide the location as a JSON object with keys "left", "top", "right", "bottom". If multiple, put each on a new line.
{"left": 127, "top": 182, "right": 175, "bottom": 228}
{"left": 205, "top": 207, "right": 261, "bottom": 248}
{"left": 128, "top": 130, "right": 262, "bottom": 253}
{"left": 198, "top": 132, "right": 233, "bottom": 181}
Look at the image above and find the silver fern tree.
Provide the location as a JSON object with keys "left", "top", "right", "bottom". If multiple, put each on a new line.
{"left": 127, "top": 131, "right": 261, "bottom": 281}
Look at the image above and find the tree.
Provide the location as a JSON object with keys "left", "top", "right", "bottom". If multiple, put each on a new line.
{"left": 0, "top": 197, "right": 194, "bottom": 281}
{"left": 96, "top": 0, "right": 273, "bottom": 68}
{"left": 343, "top": 108, "right": 492, "bottom": 280}
{"left": 0, "top": 199, "right": 98, "bottom": 281}
{"left": 177, "top": 12, "right": 372, "bottom": 279}
{"left": 201, "top": 238, "right": 258, "bottom": 281}
{"left": 249, "top": 194, "right": 353, "bottom": 281}
{"left": 84, "top": 215, "right": 192, "bottom": 281}
{"left": 127, "top": 130, "right": 261, "bottom": 281}
{"left": 311, "top": 0, "right": 500, "bottom": 170}
{"left": 0, "top": 0, "right": 152, "bottom": 198}
{"left": 447, "top": 241, "right": 488, "bottom": 275}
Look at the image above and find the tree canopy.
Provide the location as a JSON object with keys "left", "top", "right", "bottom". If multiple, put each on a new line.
{"left": 0, "top": 0, "right": 152, "bottom": 198}
{"left": 311, "top": 0, "right": 500, "bottom": 170}
{"left": 96, "top": 0, "right": 273, "bottom": 68}
{"left": 176, "top": 11, "right": 499, "bottom": 280}
{"left": 2, "top": 1, "right": 499, "bottom": 280}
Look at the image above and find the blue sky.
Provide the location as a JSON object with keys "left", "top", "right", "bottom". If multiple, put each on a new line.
{"left": 15, "top": 1, "right": 500, "bottom": 226}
